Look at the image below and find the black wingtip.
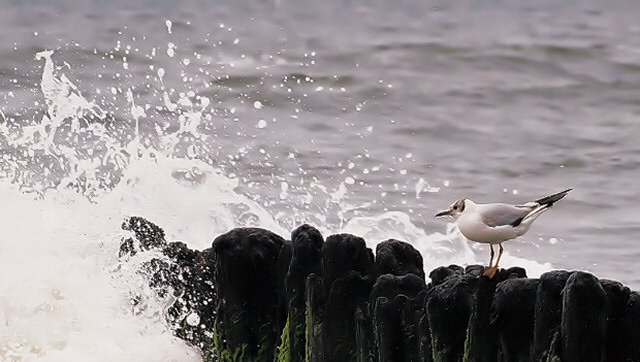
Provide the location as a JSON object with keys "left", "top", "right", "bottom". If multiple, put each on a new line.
{"left": 535, "top": 188, "right": 572, "bottom": 206}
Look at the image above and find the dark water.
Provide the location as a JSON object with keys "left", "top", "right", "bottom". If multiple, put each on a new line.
{"left": 2, "top": 0, "right": 640, "bottom": 359}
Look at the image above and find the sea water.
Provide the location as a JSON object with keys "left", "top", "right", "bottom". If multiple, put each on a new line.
{"left": 2, "top": 0, "right": 640, "bottom": 360}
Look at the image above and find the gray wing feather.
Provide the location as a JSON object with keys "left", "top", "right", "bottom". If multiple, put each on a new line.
{"left": 479, "top": 203, "right": 533, "bottom": 227}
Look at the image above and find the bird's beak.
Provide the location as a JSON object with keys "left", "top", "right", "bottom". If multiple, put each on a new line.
{"left": 435, "top": 209, "right": 451, "bottom": 218}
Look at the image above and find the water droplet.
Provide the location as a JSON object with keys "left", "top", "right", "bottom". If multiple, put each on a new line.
{"left": 186, "top": 313, "right": 200, "bottom": 326}
{"left": 279, "top": 182, "right": 288, "bottom": 200}
{"left": 167, "top": 42, "right": 175, "bottom": 58}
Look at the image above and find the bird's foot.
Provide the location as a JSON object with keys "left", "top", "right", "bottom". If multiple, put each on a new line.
{"left": 482, "top": 266, "right": 498, "bottom": 278}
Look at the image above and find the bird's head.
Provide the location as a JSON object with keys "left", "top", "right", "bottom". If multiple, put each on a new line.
{"left": 435, "top": 199, "right": 466, "bottom": 220}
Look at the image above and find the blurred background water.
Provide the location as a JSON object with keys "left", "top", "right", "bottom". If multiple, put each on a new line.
{"left": 2, "top": 0, "right": 640, "bottom": 360}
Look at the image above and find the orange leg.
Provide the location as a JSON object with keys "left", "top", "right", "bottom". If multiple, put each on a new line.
{"left": 494, "top": 243, "right": 504, "bottom": 268}
{"left": 483, "top": 244, "right": 500, "bottom": 278}
{"left": 483, "top": 243, "right": 504, "bottom": 278}
{"left": 488, "top": 244, "right": 495, "bottom": 267}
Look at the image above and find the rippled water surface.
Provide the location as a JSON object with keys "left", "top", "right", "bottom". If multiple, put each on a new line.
{"left": 2, "top": 0, "right": 640, "bottom": 359}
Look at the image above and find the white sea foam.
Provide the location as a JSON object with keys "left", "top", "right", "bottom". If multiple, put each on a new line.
{"left": 0, "top": 181, "right": 199, "bottom": 361}
{"left": 0, "top": 148, "right": 296, "bottom": 360}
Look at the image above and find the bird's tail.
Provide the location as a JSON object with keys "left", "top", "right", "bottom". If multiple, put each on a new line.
{"left": 523, "top": 188, "right": 572, "bottom": 223}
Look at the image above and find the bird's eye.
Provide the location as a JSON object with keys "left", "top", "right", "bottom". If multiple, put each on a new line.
{"left": 453, "top": 205, "right": 458, "bottom": 210}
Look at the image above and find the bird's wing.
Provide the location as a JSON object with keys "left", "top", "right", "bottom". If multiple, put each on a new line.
{"left": 534, "top": 188, "right": 572, "bottom": 206}
{"left": 478, "top": 203, "right": 534, "bottom": 227}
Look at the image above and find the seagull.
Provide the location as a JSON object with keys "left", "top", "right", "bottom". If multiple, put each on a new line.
{"left": 435, "top": 188, "right": 572, "bottom": 278}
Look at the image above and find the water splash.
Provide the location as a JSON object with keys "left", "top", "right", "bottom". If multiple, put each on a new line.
{"left": 2, "top": 50, "right": 129, "bottom": 199}
{"left": 0, "top": 181, "right": 202, "bottom": 361}
{"left": 35, "top": 50, "right": 105, "bottom": 126}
